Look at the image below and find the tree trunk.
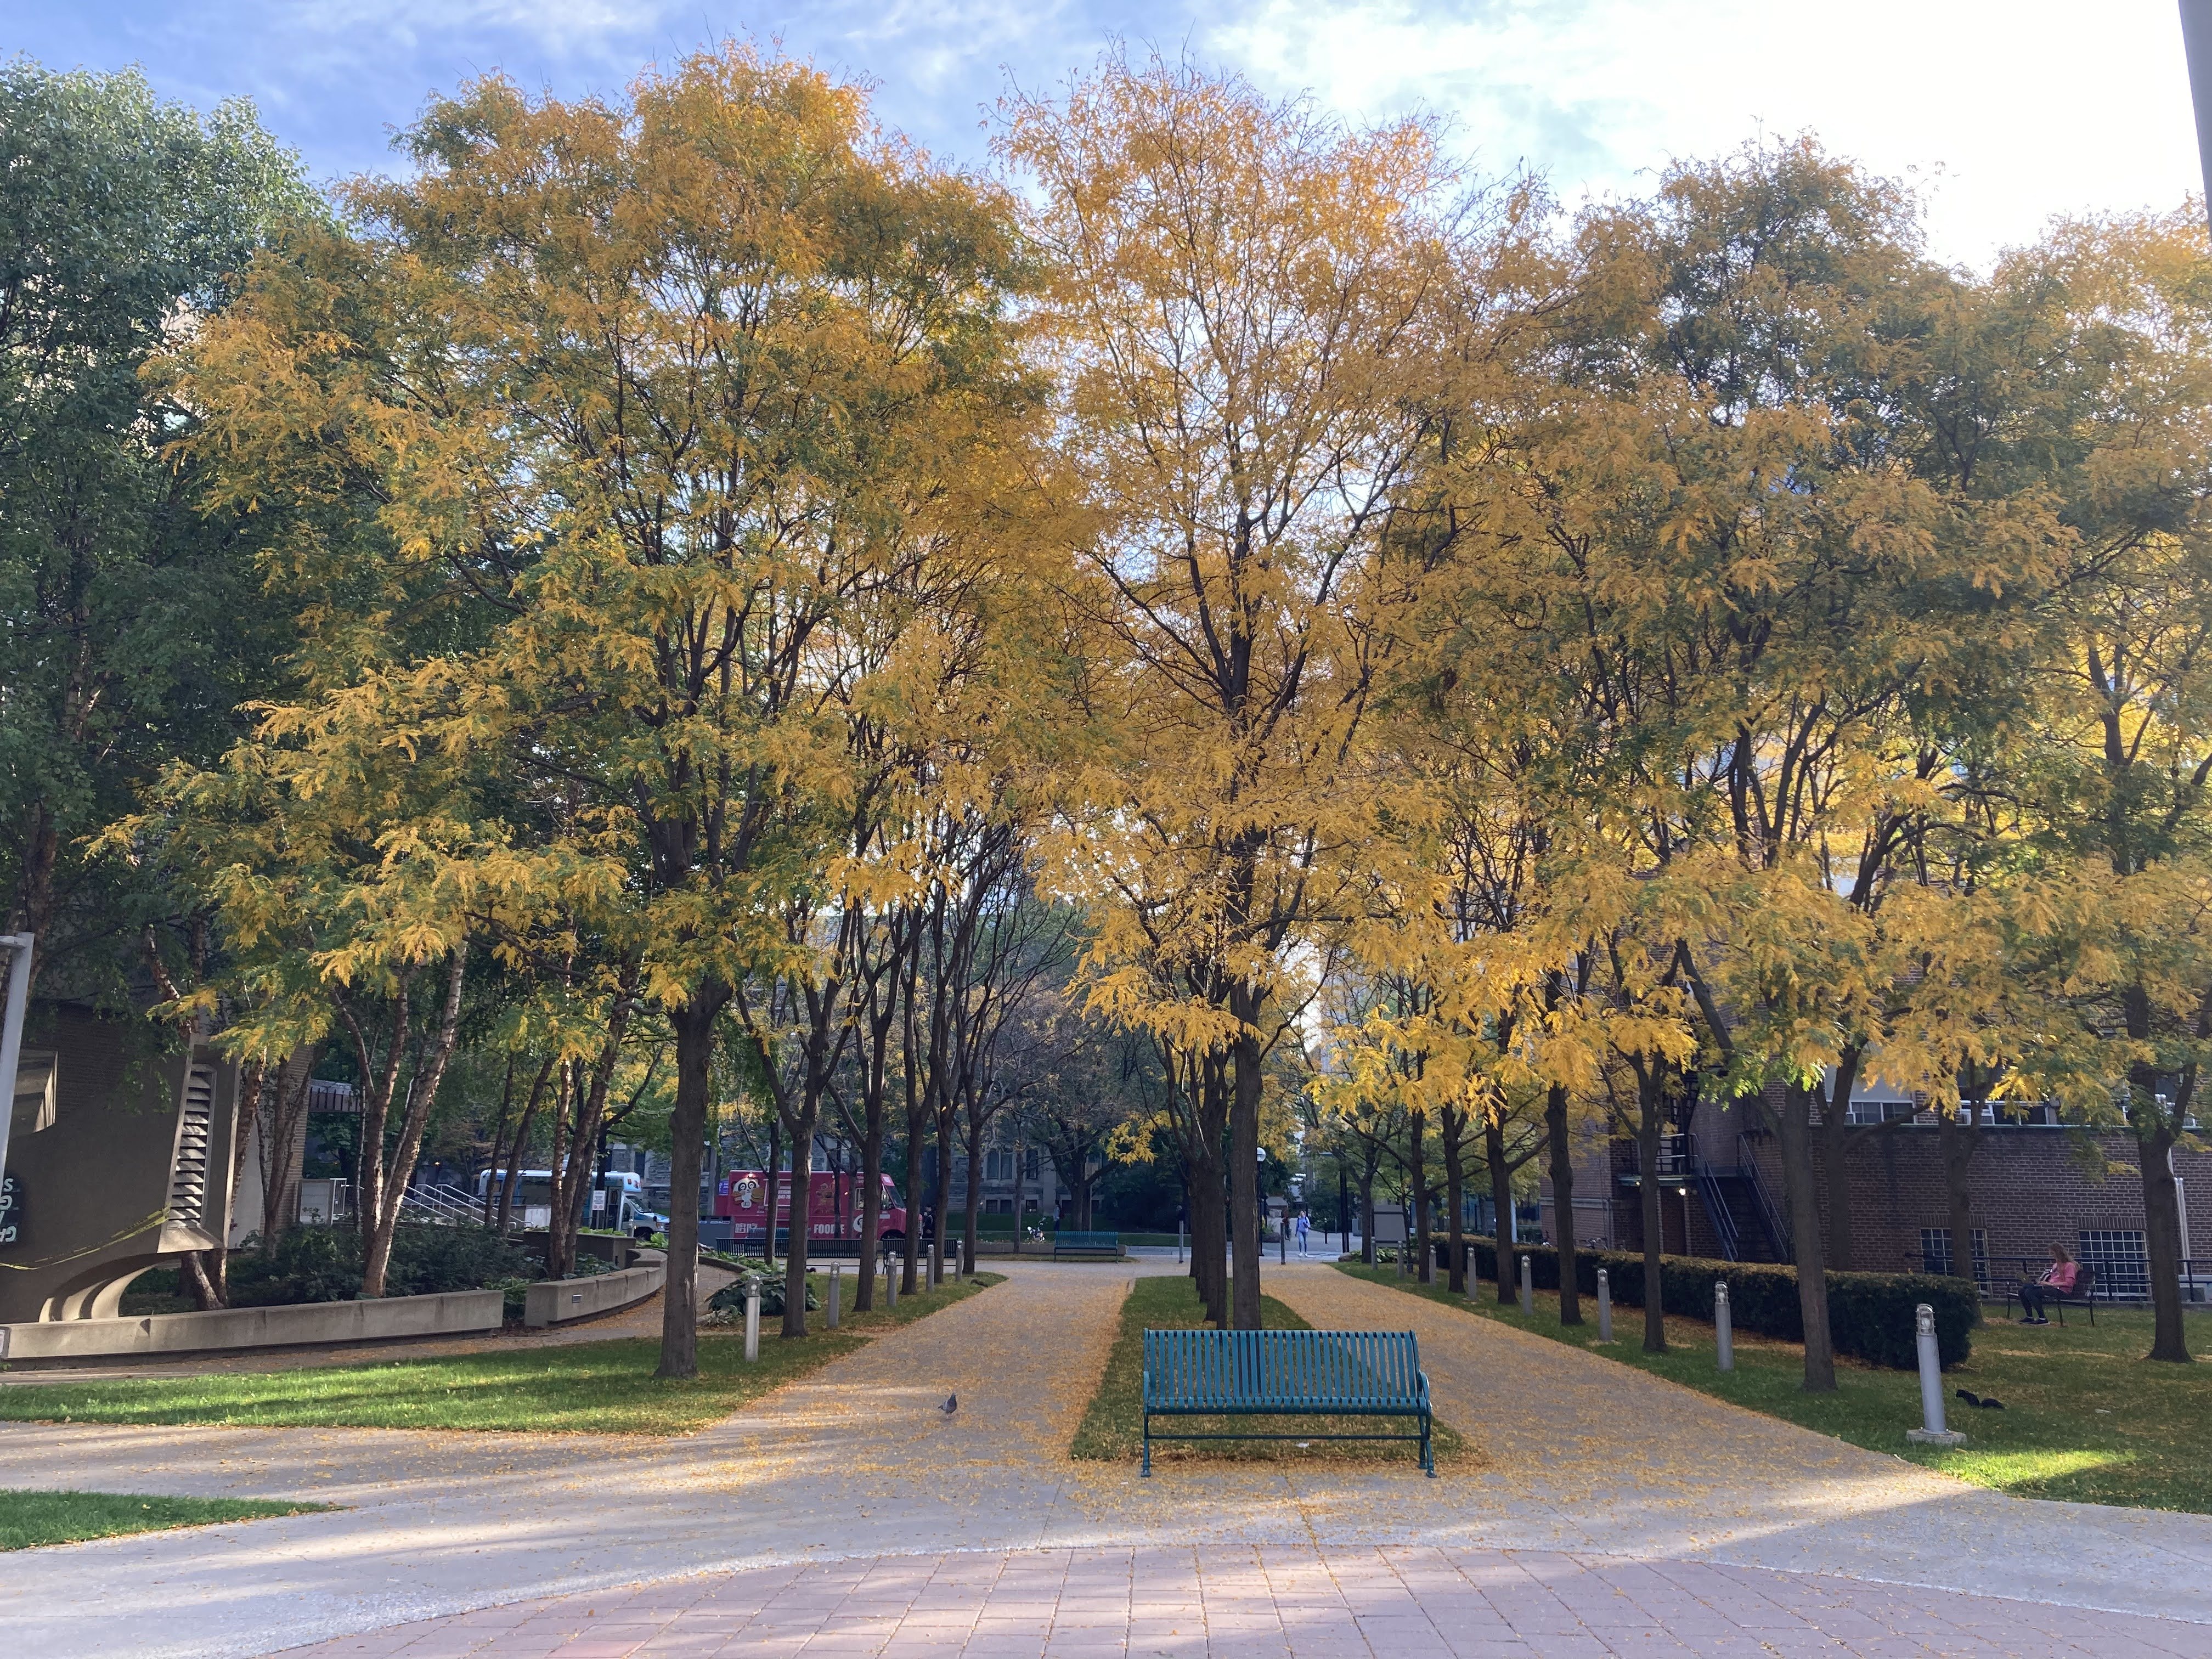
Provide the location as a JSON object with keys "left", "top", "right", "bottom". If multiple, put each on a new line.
{"left": 1359, "top": 1160, "right": 1376, "bottom": 1267}
{"left": 1818, "top": 1046, "right": 1862, "bottom": 1269}
{"left": 658, "top": 984, "right": 728, "bottom": 1380}
{"left": 782, "top": 1107, "right": 817, "bottom": 1338}
{"left": 497, "top": 1056, "right": 555, "bottom": 1235}
{"left": 1407, "top": 1107, "right": 1431, "bottom": 1285}
{"left": 962, "top": 1132, "right": 984, "bottom": 1277}
{"left": 481, "top": 1055, "right": 517, "bottom": 1227}
{"left": 2136, "top": 1111, "right": 2192, "bottom": 1363}
{"left": 1778, "top": 1084, "right": 1837, "bottom": 1391}
{"left": 361, "top": 945, "right": 469, "bottom": 1299}
{"left": 902, "top": 1099, "right": 924, "bottom": 1296}
{"left": 1486, "top": 1115, "right": 1516, "bottom": 1306}
{"left": 1228, "top": 986, "right": 1264, "bottom": 1330}
{"left": 1545, "top": 1084, "right": 1581, "bottom": 1325}
{"left": 1637, "top": 1064, "right": 1667, "bottom": 1353}
{"left": 932, "top": 1107, "right": 953, "bottom": 1288}
{"left": 1937, "top": 1102, "right": 1980, "bottom": 1285}
{"left": 1440, "top": 1109, "right": 1467, "bottom": 1294}
{"left": 202, "top": 1058, "right": 266, "bottom": 1306}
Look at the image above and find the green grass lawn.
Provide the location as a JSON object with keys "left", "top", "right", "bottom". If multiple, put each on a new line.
{"left": 0, "top": 1272, "right": 1003, "bottom": 1437}
{"left": 1070, "top": 1273, "right": 1466, "bottom": 1468}
{"left": 1, "top": 1489, "right": 331, "bottom": 1550}
{"left": 1342, "top": 1262, "right": 2212, "bottom": 1514}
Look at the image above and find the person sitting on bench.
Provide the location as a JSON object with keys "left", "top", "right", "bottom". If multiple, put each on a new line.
{"left": 2019, "top": 1244, "right": 2079, "bottom": 1324}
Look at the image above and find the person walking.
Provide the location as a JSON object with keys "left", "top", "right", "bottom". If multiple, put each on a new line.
{"left": 1295, "top": 1210, "right": 1311, "bottom": 1256}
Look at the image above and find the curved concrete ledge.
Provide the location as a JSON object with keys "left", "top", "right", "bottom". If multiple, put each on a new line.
{"left": 523, "top": 1253, "right": 665, "bottom": 1329}
{"left": 0, "top": 1286, "right": 504, "bottom": 1365}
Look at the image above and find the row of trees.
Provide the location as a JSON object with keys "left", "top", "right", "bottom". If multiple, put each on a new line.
{"left": 9, "top": 45, "right": 2211, "bottom": 1385}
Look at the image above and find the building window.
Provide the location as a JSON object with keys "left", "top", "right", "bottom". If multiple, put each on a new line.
{"left": 1024, "top": 1148, "right": 1040, "bottom": 1180}
{"left": 1845, "top": 1101, "right": 1915, "bottom": 1126}
{"left": 2078, "top": 1229, "right": 2148, "bottom": 1299}
{"left": 1919, "top": 1227, "right": 1988, "bottom": 1286}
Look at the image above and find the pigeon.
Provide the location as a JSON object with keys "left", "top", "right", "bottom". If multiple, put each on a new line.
{"left": 941, "top": 1393, "right": 958, "bottom": 1415}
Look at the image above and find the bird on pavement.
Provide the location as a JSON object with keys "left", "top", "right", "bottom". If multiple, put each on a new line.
{"left": 941, "top": 1393, "right": 958, "bottom": 1415}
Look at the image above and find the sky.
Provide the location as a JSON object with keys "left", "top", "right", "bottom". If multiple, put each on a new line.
{"left": 9, "top": 0, "right": 2204, "bottom": 267}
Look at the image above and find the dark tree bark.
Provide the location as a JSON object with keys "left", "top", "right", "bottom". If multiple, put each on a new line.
{"left": 1635, "top": 1060, "right": 1668, "bottom": 1353}
{"left": 1406, "top": 1105, "right": 1432, "bottom": 1285}
{"left": 1544, "top": 1083, "right": 1581, "bottom": 1325}
{"left": 1228, "top": 981, "right": 1265, "bottom": 1329}
{"left": 658, "top": 984, "right": 731, "bottom": 1380}
{"left": 1818, "top": 1044, "right": 1864, "bottom": 1269}
{"left": 1778, "top": 1082, "right": 1837, "bottom": 1391}
{"left": 1486, "top": 1113, "right": 1517, "bottom": 1307}
{"left": 1440, "top": 1104, "right": 1469, "bottom": 1293}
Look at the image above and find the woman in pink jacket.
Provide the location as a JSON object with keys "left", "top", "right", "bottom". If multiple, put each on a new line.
{"left": 2018, "top": 1244, "right": 2079, "bottom": 1324}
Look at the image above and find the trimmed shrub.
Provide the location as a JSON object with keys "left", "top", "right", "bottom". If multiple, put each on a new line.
{"left": 1448, "top": 1238, "right": 1977, "bottom": 1369}
{"left": 228, "top": 1224, "right": 532, "bottom": 1307}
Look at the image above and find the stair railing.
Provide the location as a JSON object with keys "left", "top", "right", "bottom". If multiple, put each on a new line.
{"left": 1736, "top": 1133, "right": 1791, "bottom": 1262}
{"left": 1688, "top": 1137, "right": 1742, "bottom": 1262}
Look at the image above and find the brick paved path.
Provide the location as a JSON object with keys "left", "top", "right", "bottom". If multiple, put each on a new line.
{"left": 5, "top": 1260, "right": 2210, "bottom": 1658}
{"left": 289, "top": 1545, "right": 2212, "bottom": 1659}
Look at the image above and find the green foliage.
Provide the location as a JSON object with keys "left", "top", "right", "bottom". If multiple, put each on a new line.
{"left": 1459, "top": 1240, "right": 1978, "bottom": 1369}
{"left": 0, "top": 60, "right": 307, "bottom": 992}
{"left": 0, "top": 1489, "right": 327, "bottom": 1551}
{"left": 225, "top": 1224, "right": 531, "bottom": 1307}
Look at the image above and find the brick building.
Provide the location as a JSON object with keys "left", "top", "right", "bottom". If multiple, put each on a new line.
{"left": 1538, "top": 1073, "right": 2212, "bottom": 1300}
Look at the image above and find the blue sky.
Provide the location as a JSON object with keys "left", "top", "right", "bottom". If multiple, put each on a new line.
{"left": 10, "top": 0, "right": 2202, "bottom": 265}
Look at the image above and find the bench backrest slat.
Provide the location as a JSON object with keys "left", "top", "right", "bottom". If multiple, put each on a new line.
{"left": 1056, "top": 1231, "right": 1119, "bottom": 1249}
{"left": 1142, "top": 1327, "right": 1424, "bottom": 1409}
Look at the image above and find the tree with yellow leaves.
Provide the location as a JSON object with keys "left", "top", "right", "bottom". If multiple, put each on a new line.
{"left": 163, "top": 44, "right": 1036, "bottom": 1376}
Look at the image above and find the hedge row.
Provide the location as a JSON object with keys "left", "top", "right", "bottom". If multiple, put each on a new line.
{"left": 1443, "top": 1238, "right": 1977, "bottom": 1369}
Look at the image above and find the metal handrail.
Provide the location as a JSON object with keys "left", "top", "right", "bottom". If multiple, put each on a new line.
{"left": 1735, "top": 1134, "right": 1790, "bottom": 1263}
{"left": 1686, "top": 1137, "right": 1743, "bottom": 1262}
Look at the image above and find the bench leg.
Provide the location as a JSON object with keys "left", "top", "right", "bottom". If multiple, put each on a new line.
{"left": 1142, "top": 1416, "right": 1152, "bottom": 1477}
{"left": 1421, "top": 1412, "right": 1435, "bottom": 1478}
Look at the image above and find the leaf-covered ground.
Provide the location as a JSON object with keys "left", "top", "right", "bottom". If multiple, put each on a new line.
{"left": 1344, "top": 1262, "right": 2212, "bottom": 1513}
{"left": 1, "top": 1489, "right": 330, "bottom": 1550}
{"left": 0, "top": 1273, "right": 1004, "bottom": 1436}
{"left": 1070, "top": 1272, "right": 1466, "bottom": 1468}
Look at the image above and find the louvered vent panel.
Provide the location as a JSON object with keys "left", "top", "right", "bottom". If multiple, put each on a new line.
{"left": 168, "top": 1065, "right": 218, "bottom": 1229}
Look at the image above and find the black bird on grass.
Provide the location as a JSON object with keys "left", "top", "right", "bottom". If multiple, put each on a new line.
{"left": 941, "top": 1393, "right": 958, "bottom": 1415}
{"left": 1955, "top": 1389, "right": 2005, "bottom": 1410}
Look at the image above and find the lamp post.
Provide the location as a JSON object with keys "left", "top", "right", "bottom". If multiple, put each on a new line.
{"left": 2183, "top": 2, "right": 2212, "bottom": 232}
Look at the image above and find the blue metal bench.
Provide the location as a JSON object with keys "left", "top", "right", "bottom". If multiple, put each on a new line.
{"left": 1141, "top": 1327, "right": 1434, "bottom": 1476}
{"left": 1053, "top": 1230, "right": 1120, "bottom": 1260}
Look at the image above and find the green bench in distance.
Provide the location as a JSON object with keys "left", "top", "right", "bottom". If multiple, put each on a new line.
{"left": 1052, "top": 1229, "right": 1121, "bottom": 1260}
{"left": 1140, "top": 1327, "right": 1435, "bottom": 1476}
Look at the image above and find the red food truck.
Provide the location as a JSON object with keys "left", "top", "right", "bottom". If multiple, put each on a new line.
{"left": 712, "top": 1170, "right": 909, "bottom": 1246}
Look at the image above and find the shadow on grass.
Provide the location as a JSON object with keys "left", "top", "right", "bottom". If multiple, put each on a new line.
{"left": 1070, "top": 1273, "right": 1469, "bottom": 1470}
{"left": 1339, "top": 1262, "right": 2212, "bottom": 1514}
{"left": 0, "top": 1273, "right": 1006, "bottom": 1437}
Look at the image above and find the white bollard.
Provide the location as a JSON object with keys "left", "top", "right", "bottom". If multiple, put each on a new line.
{"left": 744, "top": 1284, "right": 760, "bottom": 1362}
{"left": 1906, "top": 1302, "right": 1966, "bottom": 1445}
{"left": 1519, "top": 1254, "right": 1533, "bottom": 1317}
{"left": 1596, "top": 1268, "right": 1613, "bottom": 1341}
{"left": 1715, "top": 1281, "right": 1734, "bottom": 1372}
{"left": 827, "top": 1265, "right": 840, "bottom": 1330}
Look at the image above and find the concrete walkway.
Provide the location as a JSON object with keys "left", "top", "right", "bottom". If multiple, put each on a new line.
{"left": 1, "top": 1260, "right": 2207, "bottom": 1658}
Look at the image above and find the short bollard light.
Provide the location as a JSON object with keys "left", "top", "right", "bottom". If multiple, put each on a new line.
{"left": 1596, "top": 1268, "right": 1613, "bottom": 1342}
{"left": 1714, "top": 1281, "right": 1734, "bottom": 1372}
{"left": 743, "top": 1284, "right": 761, "bottom": 1363}
{"left": 1518, "top": 1254, "right": 1533, "bottom": 1316}
{"left": 1906, "top": 1302, "right": 1966, "bottom": 1446}
{"left": 884, "top": 1260, "right": 897, "bottom": 1310}
{"left": 827, "top": 1264, "right": 841, "bottom": 1330}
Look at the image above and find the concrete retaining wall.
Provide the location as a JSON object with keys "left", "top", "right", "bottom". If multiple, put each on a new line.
{"left": 0, "top": 1286, "right": 504, "bottom": 1364}
{"left": 522, "top": 1254, "right": 664, "bottom": 1329}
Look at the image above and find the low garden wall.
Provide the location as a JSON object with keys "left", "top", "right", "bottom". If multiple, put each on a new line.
{"left": 0, "top": 1286, "right": 505, "bottom": 1364}
{"left": 522, "top": 1252, "right": 664, "bottom": 1328}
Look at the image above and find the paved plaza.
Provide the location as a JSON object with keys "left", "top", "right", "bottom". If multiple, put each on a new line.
{"left": 3, "top": 1260, "right": 2208, "bottom": 1657}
